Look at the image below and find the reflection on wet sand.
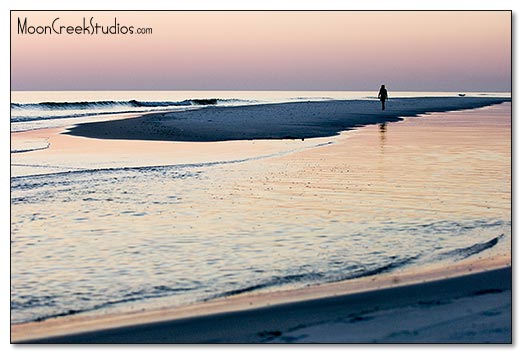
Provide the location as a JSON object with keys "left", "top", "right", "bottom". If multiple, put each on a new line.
{"left": 11, "top": 103, "right": 511, "bottom": 324}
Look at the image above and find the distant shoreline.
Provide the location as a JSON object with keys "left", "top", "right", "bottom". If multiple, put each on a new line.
{"left": 64, "top": 97, "right": 511, "bottom": 142}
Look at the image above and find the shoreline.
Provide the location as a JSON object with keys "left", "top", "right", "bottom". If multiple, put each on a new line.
{"left": 11, "top": 101, "right": 512, "bottom": 343}
{"left": 12, "top": 256, "right": 511, "bottom": 343}
{"left": 64, "top": 97, "right": 510, "bottom": 142}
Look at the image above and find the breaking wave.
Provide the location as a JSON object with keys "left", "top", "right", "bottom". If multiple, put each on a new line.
{"left": 11, "top": 98, "right": 254, "bottom": 123}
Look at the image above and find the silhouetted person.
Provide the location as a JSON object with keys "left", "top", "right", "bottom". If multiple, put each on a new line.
{"left": 378, "top": 84, "right": 388, "bottom": 110}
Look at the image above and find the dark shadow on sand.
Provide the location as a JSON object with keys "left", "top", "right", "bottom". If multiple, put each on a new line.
{"left": 65, "top": 97, "right": 511, "bottom": 142}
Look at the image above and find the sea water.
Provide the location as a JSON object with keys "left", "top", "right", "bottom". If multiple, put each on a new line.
{"left": 10, "top": 92, "right": 511, "bottom": 324}
{"left": 11, "top": 90, "right": 509, "bottom": 133}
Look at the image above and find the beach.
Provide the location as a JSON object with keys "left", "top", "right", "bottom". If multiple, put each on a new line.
{"left": 11, "top": 96, "right": 512, "bottom": 343}
{"left": 64, "top": 97, "right": 509, "bottom": 142}
{"left": 9, "top": 7, "right": 513, "bottom": 345}
{"left": 13, "top": 263, "right": 512, "bottom": 343}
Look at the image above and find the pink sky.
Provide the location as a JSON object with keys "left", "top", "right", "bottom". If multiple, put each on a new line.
{"left": 11, "top": 11, "right": 511, "bottom": 91}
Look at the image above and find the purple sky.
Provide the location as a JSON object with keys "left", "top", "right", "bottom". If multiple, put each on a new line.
{"left": 11, "top": 11, "right": 511, "bottom": 91}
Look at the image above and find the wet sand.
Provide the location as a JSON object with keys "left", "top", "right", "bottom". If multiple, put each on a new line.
{"left": 13, "top": 260, "right": 511, "bottom": 343}
{"left": 11, "top": 121, "right": 328, "bottom": 177}
{"left": 65, "top": 97, "right": 510, "bottom": 142}
{"left": 11, "top": 101, "right": 511, "bottom": 343}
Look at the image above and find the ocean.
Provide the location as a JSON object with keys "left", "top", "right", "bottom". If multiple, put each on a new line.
{"left": 11, "top": 91, "right": 511, "bottom": 324}
{"left": 10, "top": 90, "right": 509, "bottom": 133}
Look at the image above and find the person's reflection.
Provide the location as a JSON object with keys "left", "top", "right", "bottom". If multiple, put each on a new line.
{"left": 376, "top": 122, "right": 388, "bottom": 175}
{"left": 379, "top": 123, "right": 387, "bottom": 151}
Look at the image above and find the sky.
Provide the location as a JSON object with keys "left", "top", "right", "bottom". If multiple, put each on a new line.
{"left": 11, "top": 11, "right": 511, "bottom": 91}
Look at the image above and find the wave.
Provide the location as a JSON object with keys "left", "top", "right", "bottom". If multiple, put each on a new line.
{"left": 11, "top": 98, "right": 247, "bottom": 110}
{"left": 210, "top": 232, "right": 508, "bottom": 301}
{"left": 210, "top": 255, "right": 420, "bottom": 300}
{"left": 10, "top": 141, "right": 335, "bottom": 190}
{"left": 11, "top": 137, "right": 51, "bottom": 154}
{"left": 11, "top": 144, "right": 50, "bottom": 154}
{"left": 11, "top": 284, "right": 199, "bottom": 324}
{"left": 10, "top": 98, "right": 254, "bottom": 123}
{"left": 11, "top": 230, "right": 507, "bottom": 324}
{"left": 210, "top": 233, "right": 507, "bottom": 301}
{"left": 438, "top": 234, "right": 505, "bottom": 261}
{"left": 12, "top": 254, "right": 419, "bottom": 324}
